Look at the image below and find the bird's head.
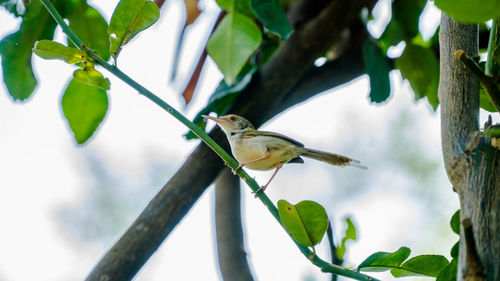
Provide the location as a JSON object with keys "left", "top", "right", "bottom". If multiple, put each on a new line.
{"left": 202, "top": 114, "right": 255, "bottom": 134}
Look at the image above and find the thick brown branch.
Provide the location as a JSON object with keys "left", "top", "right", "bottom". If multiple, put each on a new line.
{"left": 215, "top": 170, "right": 254, "bottom": 281}
{"left": 439, "top": 14, "right": 500, "bottom": 281}
{"left": 85, "top": 1, "right": 375, "bottom": 280}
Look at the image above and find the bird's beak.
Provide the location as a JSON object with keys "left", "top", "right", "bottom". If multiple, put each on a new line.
{"left": 202, "top": 115, "right": 223, "bottom": 125}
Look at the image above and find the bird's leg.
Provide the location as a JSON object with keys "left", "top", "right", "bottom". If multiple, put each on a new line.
{"left": 253, "top": 162, "right": 282, "bottom": 198}
{"left": 231, "top": 151, "right": 270, "bottom": 175}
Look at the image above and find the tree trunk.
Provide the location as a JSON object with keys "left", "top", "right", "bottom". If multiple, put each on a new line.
{"left": 439, "top": 14, "right": 500, "bottom": 281}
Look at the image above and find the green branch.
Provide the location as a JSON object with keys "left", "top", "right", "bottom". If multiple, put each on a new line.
{"left": 39, "top": 1, "right": 378, "bottom": 280}
{"left": 485, "top": 19, "right": 498, "bottom": 76}
{"left": 456, "top": 50, "right": 500, "bottom": 112}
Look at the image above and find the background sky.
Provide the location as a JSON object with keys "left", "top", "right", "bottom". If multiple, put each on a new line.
{"left": 0, "top": 0, "right": 484, "bottom": 280}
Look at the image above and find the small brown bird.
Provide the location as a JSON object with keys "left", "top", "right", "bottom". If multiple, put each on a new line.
{"left": 203, "top": 114, "right": 366, "bottom": 195}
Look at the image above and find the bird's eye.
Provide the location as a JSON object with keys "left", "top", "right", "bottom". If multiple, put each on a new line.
{"left": 229, "top": 115, "right": 236, "bottom": 121}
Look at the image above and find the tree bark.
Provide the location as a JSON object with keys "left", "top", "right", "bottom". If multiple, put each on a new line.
{"left": 85, "top": 0, "right": 375, "bottom": 280}
{"left": 439, "top": 14, "right": 500, "bottom": 281}
{"left": 215, "top": 170, "right": 254, "bottom": 281}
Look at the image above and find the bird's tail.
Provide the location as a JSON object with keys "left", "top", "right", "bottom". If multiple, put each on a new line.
{"left": 299, "top": 148, "right": 367, "bottom": 170}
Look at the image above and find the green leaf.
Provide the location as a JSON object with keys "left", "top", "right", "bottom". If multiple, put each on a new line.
{"left": 0, "top": 0, "right": 58, "bottom": 101}
{"left": 185, "top": 64, "right": 257, "bottom": 139}
{"left": 207, "top": 12, "right": 262, "bottom": 85}
{"left": 391, "top": 0, "right": 426, "bottom": 40}
{"left": 250, "top": 0, "right": 293, "bottom": 39}
{"left": 358, "top": 247, "right": 411, "bottom": 272}
{"left": 436, "top": 258, "right": 457, "bottom": 281}
{"left": 108, "top": 0, "right": 160, "bottom": 59}
{"left": 450, "top": 241, "right": 459, "bottom": 259}
{"left": 336, "top": 217, "right": 357, "bottom": 261}
{"left": 390, "top": 255, "right": 449, "bottom": 277}
{"left": 395, "top": 43, "right": 439, "bottom": 109}
{"left": 67, "top": 1, "right": 110, "bottom": 61}
{"left": 434, "top": 0, "right": 500, "bottom": 23}
{"left": 480, "top": 88, "right": 498, "bottom": 112}
{"left": 277, "top": 200, "right": 329, "bottom": 248}
{"left": 363, "top": 39, "right": 391, "bottom": 103}
{"left": 450, "top": 210, "right": 460, "bottom": 235}
{"left": 33, "top": 40, "right": 85, "bottom": 64}
{"left": 62, "top": 79, "right": 109, "bottom": 144}
{"left": 215, "top": 0, "right": 256, "bottom": 18}
{"left": 73, "top": 67, "right": 110, "bottom": 91}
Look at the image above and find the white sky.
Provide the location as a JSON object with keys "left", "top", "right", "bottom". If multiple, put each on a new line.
{"left": 0, "top": 1, "right": 475, "bottom": 281}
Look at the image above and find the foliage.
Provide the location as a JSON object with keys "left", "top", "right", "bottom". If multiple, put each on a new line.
{"left": 278, "top": 200, "right": 329, "bottom": 250}
{"left": 336, "top": 217, "right": 357, "bottom": 261}
{"left": 434, "top": 0, "right": 500, "bottom": 23}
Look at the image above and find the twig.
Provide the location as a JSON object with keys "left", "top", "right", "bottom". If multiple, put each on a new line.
{"left": 327, "top": 221, "right": 343, "bottom": 281}
{"left": 39, "top": 1, "right": 379, "bottom": 281}
{"left": 485, "top": 19, "right": 498, "bottom": 76}
{"left": 456, "top": 50, "right": 500, "bottom": 112}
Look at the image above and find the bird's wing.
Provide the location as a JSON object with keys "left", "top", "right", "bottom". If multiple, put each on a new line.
{"left": 240, "top": 129, "right": 305, "bottom": 147}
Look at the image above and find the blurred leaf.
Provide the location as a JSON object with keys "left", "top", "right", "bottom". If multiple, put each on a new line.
{"left": 0, "top": 0, "right": 58, "bottom": 101}
{"left": 1, "top": 0, "right": 26, "bottom": 17}
{"left": 185, "top": 65, "right": 256, "bottom": 139}
{"left": 434, "top": 0, "right": 500, "bottom": 23}
{"left": 390, "top": 255, "right": 449, "bottom": 277}
{"left": 358, "top": 247, "right": 411, "bottom": 272}
{"left": 395, "top": 43, "right": 439, "bottom": 109}
{"left": 392, "top": 0, "right": 426, "bottom": 40}
{"left": 379, "top": 20, "right": 404, "bottom": 53}
{"left": 336, "top": 217, "right": 357, "bottom": 260}
{"left": 215, "top": 0, "right": 255, "bottom": 18}
{"left": 450, "top": 210, "right": 460, "bottom": 234}
{"left": 250, "top": 0, "right": 292, "bottom": 39}
{"left": 484, "top": 126, "right": 500, "bottom": 136}
{"left": 450, "top": 241, "right": 459, "bottom": 259}
{"left": 73, "top": 67, "right": 110, "bottom": 91}
{"left": 67, "top": 1, "right": 110, "bottom": 61}
{"left": 480, "top": 88, "right": 498, "bottom": 112}
{"left": 62, "top": 79, "right": 108, "bottom": 144}
{"left": 277, "top": 200, "right": 328, "bottom": 248}
{"left": 436, "top": 258, "right": 457, "bottom": 281}
{"left": 363, "top": 39, "right": 391, "bottom": 103}
{"left": 207, "top": 12, "right": 262, "bottom": 85}
{"left": 33, "top": 40, "right": 85, "bottom": 64}
{"left": 108, "top": 0, "right": 160, "bottom": 59}
{"left": 184, "top": 0, "right": 201, "bottom": 26}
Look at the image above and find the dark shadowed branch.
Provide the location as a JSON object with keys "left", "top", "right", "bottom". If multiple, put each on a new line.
{"left": 215, "top": 169, "right": 254, "bottom": 281}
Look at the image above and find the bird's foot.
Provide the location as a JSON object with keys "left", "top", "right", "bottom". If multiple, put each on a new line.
{"left": 252, "top": 185, "right": 267, "bottom": 198}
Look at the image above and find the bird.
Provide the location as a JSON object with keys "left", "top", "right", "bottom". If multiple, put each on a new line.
{"left": 202, "top": 114, "right": 366, "bottom": 196}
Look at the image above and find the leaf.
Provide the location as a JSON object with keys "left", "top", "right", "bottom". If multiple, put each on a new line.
{"left": 390, "top": 255, "right": 449, "bottom": 277}
{"left": 207, "top": 12, "right": 262, "bottom": 85}
{"left": 185, "top": 64, "right": 257, "bottom": 139}
{"left": 295, "top": 201, "right": 329, "bottom": 245}
{"left": 33, "top": 40, "right": 86, "bottom": 64}
{"left": 391, "top": 0, "right": 426, "bottom": 40}
{"left": 277, "top": 200, "right": 329, "bottom": 248}
{"left": 67, "top": 1, "right": 110, "bottom": 61}
{"left": 450, "top": 241, "right": 459, "bottom": 259}
{"left": 450, "top": 210, "right": 460, "bottom": 235}
{"left": 0, "top": 0, "right": 58, "bottom": 101}
{"left": 250, "top": 0, "right": 293, "bottom": 39}
{"left": 434, "top": 0, "right": 500, "bottom": 23}
{"left": 336, "top": 217, "right": 357, "bottom": 261}
{"left": 363, "top": 39, "right": 391, "bottom": 103}
{"left": 73, "top": 67, "right": 110, "bottom": 91}
{"left": 480, "top": 88, "right": 498, "bottom": 112}
{"left": 108, "top": 0, "right": 160, "bottom": 59}
{"left": 62, "top": 79, "right": 109, "bottom": 144}
{"left": 395, "top": 43, "right": 439, "bottom": 109}
{"left": 436, "top": 258, "right": 457, "bottom": 281}
{"left": 358, "top": 247, "right": 411, "bottom": 272}
{"left": 215, "top": 0, "right": 255, "bottom": 18}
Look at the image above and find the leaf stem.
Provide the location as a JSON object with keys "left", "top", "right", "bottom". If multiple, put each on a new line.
{"left": 39, "top": 1, "right": 378, "bottom": 280}
{"left": 485, "top": 19, "right": 498, "bottom": 76}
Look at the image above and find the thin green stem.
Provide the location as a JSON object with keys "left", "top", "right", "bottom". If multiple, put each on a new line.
{"left": 39, "top": 1, "right": 378, "bottom": 280}
{"left": 485, "top": 19, "right": 498, "bottom": 76}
